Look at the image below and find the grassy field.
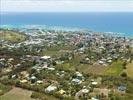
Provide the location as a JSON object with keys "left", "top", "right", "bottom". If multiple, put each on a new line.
{"left": 0, "top": 30, "right": 27, "bottom": 43}
{"left": 77, "top": 64, "right": 109, "bottom": 75}
{"left": 57, "top": 62, "right": 76, "bottom": 71}
{"left": 42, "top": 45, "right": 74, "bottom": 57}
{"left": 56, "top": 54, "right": 85, "bottom": 71}
{"left": 112, "top": 93, "right": 133, "bottom": 100}
{"left": 0, "top": 83, "right": 12, "bottom": 96}
{"left": 104, "top": 61, "right": 123, "bottom": 76}
{"left": 126, "top": 62, "right": 133, "bottom": 78}
{"left": 0, "top": 87, "right": 35, "bottom": 100}
{"left": 31, "top": 92, "right": 58, "bottom": 100}
{"left": 42, "top": 50, "right": 61, "bottom": 56}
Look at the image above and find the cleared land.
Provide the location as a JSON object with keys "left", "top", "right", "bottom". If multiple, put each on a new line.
{"left": 0, "top": 87, "right": 35, "bottom": 100}
{"left": 42, "top": 45, "right": 74, "bottom": 56}
{"left": 126, "top": 62, "right": 133, "bottom": 78}
{"left": 42, "top": 50, "right": 63, "bottom": 56}
{"left": 77, "top": 64, "right": 109, "bottom": 75}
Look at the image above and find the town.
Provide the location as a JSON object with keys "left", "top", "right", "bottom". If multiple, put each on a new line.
{"left": 0, "top": 27, "right": 133, "bottom": 100}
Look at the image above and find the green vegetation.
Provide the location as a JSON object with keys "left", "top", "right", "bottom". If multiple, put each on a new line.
{"left": 104, "top": 61, "right": 123, "bottom": 76}
{"left": 76, "top": 63, "right": 109, "bottom": 75}
{"left": 0, "top": 83, "right": 12, "bottom": 96}
{"left": 42, "top": 50, "right": 62, "bottom": 56}
{"left": 111, "top": 93, "right": 133, "bottom": 100}
{"left": 0, "top": 30, "right": 27, "bottom": 43}
{"left": 31, "top": 92, "right": 58, "bottom": 100}
{"left": 126, "top": 62, "right": 133, "bottom": 78}
{"left": 56, "top": 62, "right": 75, "bottom": 71}
{"left": 126, "top": 81, "right": 133, "bottom": 94}
{"left": 0, "top": 28, "right": 133, "bottom": 100}
{"left": 42, "top": 45, "right": 75, "bottom": 57}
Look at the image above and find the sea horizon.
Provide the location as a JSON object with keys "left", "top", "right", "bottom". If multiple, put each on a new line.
{"left": 0, "top": 12, "right": 133, "bottom": 37}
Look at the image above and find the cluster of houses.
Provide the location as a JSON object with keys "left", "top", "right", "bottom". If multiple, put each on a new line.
{"left": 0, "top": 54, "right": 126, "bottom": 100}
{"left": 0, "top": 28, "right": 132, "bottom": 100}
{"left": 0, "top": 57, "right": 15, "bottom": 73}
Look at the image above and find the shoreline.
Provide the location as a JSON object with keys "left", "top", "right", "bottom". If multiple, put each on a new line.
{"left": 1, "top": 24, "right": 133, "bottom": 38}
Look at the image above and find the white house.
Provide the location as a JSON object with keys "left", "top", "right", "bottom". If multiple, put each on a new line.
{"left": 72, "top": 78, "right": 82, "bottom": 85}
{"left": 45, "top": 85, "right": 57, "bottom": 93}
{"left": 41, "top": 56, "right": 51, "bottom": 60}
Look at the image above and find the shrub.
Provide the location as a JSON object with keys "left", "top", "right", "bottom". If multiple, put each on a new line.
{"left": 120, "top": 72, "right": 127, "bottom": 77}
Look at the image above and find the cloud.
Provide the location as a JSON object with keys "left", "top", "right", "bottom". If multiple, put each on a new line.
{"left": 1, "top": 0, "right": 133, "bottom": 12}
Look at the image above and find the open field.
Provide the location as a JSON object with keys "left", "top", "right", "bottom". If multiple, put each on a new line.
{"left": 42, "top": 45, "right": 74, "bottom": 56}
{"left": 0, "top": 83, "right": 12, "bottom": 96}
{"left": 57, "top": 62, "right": 75, "bottom": 71}
{"left": 0, "top": 31, "right": 27, "bottom": 42}
{"left": 0, "top": 87, "right": 35, "bottom": 100}
{"left": 42, "top": 50, "right": 70, "bottom": 57}
{"left": 126, "top": 62, "right": 133, "bottom": 78}
{"left": 56, "top": 54, "right": 85, "bottom": 71}
{"left": 31, "top": 92, "right": 58, "bottom": 100}
{"left": 112, "top": 92, "right": 133, "bottom": 100}
{"left": 42, "top": 50, "right": 62, "bottom": 56}
{"left": 104, "top": 61, "right": 123, "bottom": 76}
{"left": 77, "top": 64, "right": 108, "bottom": 75}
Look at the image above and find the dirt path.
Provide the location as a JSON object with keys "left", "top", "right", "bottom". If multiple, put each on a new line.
{"left": 0, "top": 87, "right": 36, "bottom": 100}
{"left": 125, "top": 62, "right": 133, "bottom": 78}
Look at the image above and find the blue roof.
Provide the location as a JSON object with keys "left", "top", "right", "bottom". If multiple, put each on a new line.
{"left": 0, "top": 63, "right": 4, "bottom": 67}
{"left": 118, "top": 85, "right": 126, "bottom": 91}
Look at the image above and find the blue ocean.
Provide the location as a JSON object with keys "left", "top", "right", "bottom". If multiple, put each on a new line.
{"left": 0, "top": 12, "right": 133, "bottom": 37}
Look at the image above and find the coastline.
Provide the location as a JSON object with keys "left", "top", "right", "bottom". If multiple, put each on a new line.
{"left": 1, "top": 24, "right": 133, "bottom": 38}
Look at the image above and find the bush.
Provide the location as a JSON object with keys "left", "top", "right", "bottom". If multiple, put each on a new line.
{"left": 15, "top": 80, "right": 21, "bottom": 87}
{"left": 31, "top": 92, "right": 46, "bottom": 99}
{"left": 120, "top": 72, "right": 127, "bottom": 77}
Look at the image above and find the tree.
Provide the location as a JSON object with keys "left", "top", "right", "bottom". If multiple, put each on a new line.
{"left": 120, "top": 72, "right": 127, "bottom": 77}
{"left": 52, "top": 61, "right": 57, "bottom": 66}
{"left": 15, "top": 80, "right": 21, "bottom": 87}
{"left": 122, "top": 61, "right": 127, "bottom": 69}
{"left": 130, "top": 53, "right": 133, "bottom": 63}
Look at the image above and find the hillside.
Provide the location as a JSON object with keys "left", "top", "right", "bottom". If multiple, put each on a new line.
{"left": 0, "top": 30, "right": 27, "bottom": 43}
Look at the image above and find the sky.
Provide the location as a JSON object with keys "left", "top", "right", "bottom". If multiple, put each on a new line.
{"left": 0, "top": 0, "right": 133, "bottom": 12}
